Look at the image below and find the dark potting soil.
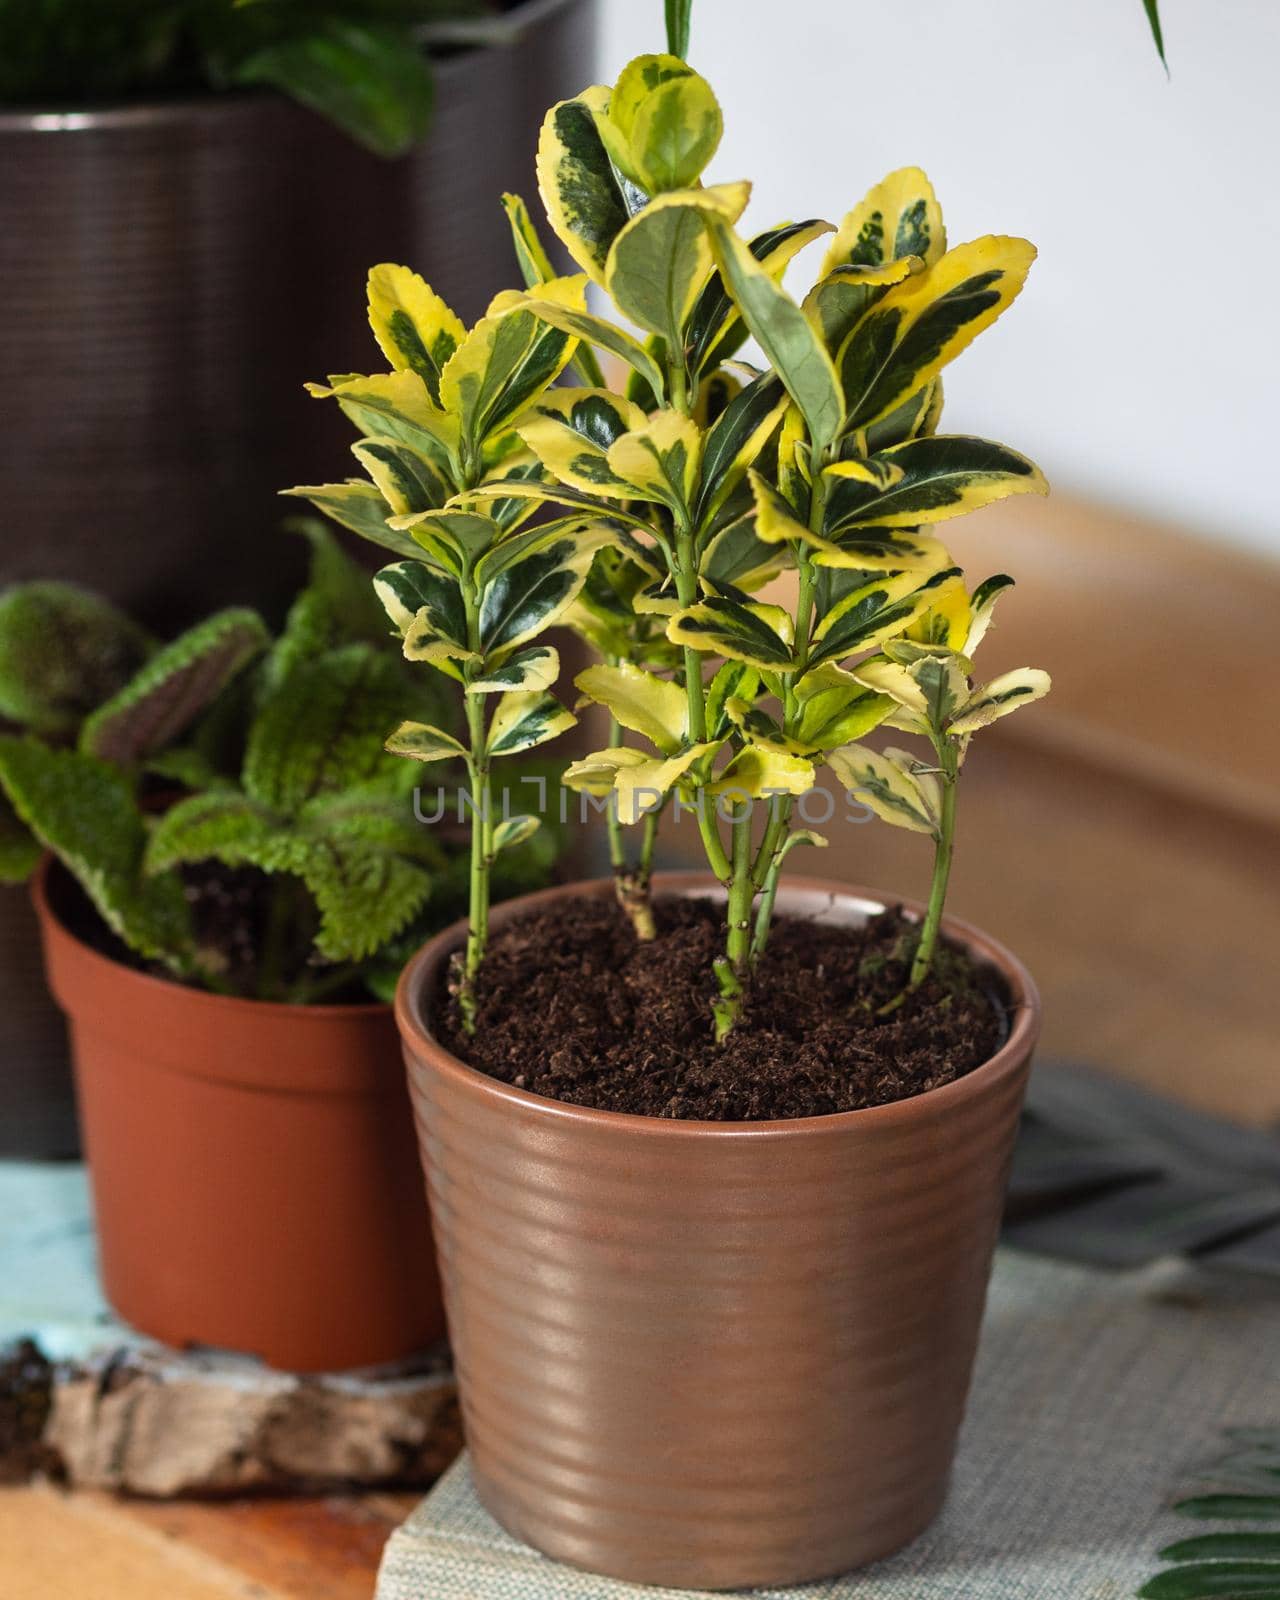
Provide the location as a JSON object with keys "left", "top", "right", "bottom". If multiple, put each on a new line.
{"left": 441, "top": 896, "right": 1007, "bottom": 1121}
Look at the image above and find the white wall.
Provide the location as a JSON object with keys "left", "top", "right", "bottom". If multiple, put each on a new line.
{"left": 599, "top": 0, "right": 1280, "bottom": 557}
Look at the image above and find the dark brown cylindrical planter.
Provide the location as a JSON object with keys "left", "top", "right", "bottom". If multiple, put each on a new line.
{"left": 397, "top": 873, "right": 1039, "bottom": 1590}
{"left": 33, "top": 862, "right": 443, "bottom": 1373}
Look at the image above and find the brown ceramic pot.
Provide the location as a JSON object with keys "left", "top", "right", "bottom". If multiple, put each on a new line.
{"left": 33, "top": 861, "right": 443, "bottom": 1373}
{"left": 397, "top": 873, "right": 1039, "bottom": 1590}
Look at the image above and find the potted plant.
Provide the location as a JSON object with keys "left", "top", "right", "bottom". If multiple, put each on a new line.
{"left": 0, "top": 0, "right": 596, "bottom": 1147}
{"left": 0, "top": 525, "right": 560, "bottom": 1372}
{"left": 294, "top": 25, "right": 1052, "bottom": 1589}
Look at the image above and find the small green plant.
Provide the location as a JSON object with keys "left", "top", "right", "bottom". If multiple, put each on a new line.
{"left": 0, "top": 525, "right": 553, "bottom": 1001}
{"left": 293, "top": 39, "right": 1054, "bottom": 1036}
{"left": 0, "top": 0, "right": 491, "bottom": 156}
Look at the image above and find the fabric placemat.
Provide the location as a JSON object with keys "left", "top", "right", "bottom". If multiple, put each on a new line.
{"left": 377, "top": 1250, "right": 1280, "bottom": 1599}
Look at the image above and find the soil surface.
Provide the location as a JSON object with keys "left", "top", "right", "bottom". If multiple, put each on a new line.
{"left": 441, "top": 895, "right": 1006, "bottom": 1121}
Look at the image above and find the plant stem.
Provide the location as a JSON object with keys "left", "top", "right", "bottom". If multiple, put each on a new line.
{"left": 908, "top": 753, "right": 958, "bottom": 990}
{"left": 665, "top": 0, "right": 693, "bottom": 59}
{"left": 712, "top": 801, "right": 754, "bottom": 1040}
{"left": 457, "top": 569, "right": 491, "bottom": 1032}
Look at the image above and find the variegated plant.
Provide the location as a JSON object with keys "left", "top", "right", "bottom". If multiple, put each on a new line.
{"left": 293, "top": 41, "right": 1053, "bottom": 1035}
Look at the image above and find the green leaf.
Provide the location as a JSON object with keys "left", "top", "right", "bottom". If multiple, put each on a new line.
{"left": 706, "top": 218, "right": 845, "bottom": 456}
{"left": 466, "top": 645, "right": 559, "bottom": 695}
{"left": 486, "top": 691, "right": 576, "bottom": 758}
{"left": 492, "top": 813, "right": 541, "bottom": 854}
{"left": 1161, "top": 1534, "right": 1280, "bottom": 1562}
{"left": 0, "top": 737, "right": 192, "bottom": 967}
{"left": 0, "top": 582, "right": 152, "bottom": 737}
{"left": 695, "top": 373, "right": 788, "bottom": 530}
{"left": 80, "top": 608, "right": 269, "bottom": 766}
{"left": 607, "top": 410, "right": 703, "bottom": 517}
{"left": 233, "top": 21, "right": 435, "bottom": 160}
{"left": 1138, "top": 1564, "right": 1280, "bottom": 1598}
{"left": 1143, "top": 0, "right": 1168, "bottom": 67}
{"left": 272, "top": 519, "right": 389, "bottom": 677}
{"left": 827, "top": 742, "right": 939, "bottom": 835}
{"left": 517, "top": 386, "right": 650, "bottom": 501}
{"left": 501, "top": 191, "right": 558, "bottom": 289}
{"left": 352, "top": 436, "right": 450, "bottom": 518}
{"left": 0, "top": 790, "right": 40, "bottom": 883}
{"left": 244, "top": 644, "right": 411, "bottom": 813}
{"left": 1176, "top": 1498, "right": 1280, "bottom": 1521}
{"left": 810, "top": 565, "right": 962, "bottom": 669}
{"left": 948, "top": 667, "right": 1051, "bottom": 736}
{"left": 822, "top": 167, "right": 946, "bottom": 275}
{"left": 536, "top": 86, "right": 644, "bottom": 285}
{"left": 366, "top": 264, "right": 464, "bottom": 404}
{"left": 605, "top": 183, "right": 748, "bottom": 352}
{"left": 374, "top": 560, "right": 468, "bottom": 649}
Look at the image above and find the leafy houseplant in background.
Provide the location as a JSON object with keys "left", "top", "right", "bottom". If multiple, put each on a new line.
{"left": 293, "top": 13, "right": 1058, "bottom": 1578}
{"left": 0, "top": 527, "right": 558, "bottom": 1371}
{"left": 0, "top": 0, "right": 595, "bottom": 1156}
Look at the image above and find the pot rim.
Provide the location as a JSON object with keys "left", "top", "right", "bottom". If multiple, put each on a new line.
{"left": 31, "top": 854, "right": 389, "bottom": 1020}
{"left": 396, "top": 871, "right": 1041, "bottom": 1138}
{"left": 0, "top": 0, "right": 583, "bottom": 131}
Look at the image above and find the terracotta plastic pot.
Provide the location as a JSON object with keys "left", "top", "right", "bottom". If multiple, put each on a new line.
{"left": 33, "top": 861, "right": 443, "bottom": 1373}
{"left": 397, "top": 873, "right": 1039, "bottom": 1590}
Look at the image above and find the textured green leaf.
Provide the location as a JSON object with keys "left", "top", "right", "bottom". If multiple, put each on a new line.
{"left": 244, "top": 644, "right": 410, "bottom": 813}
{"left": 272, "top": 519, "right": 389, "bottom": 679}
{"left": 0, "top": 790, "right": 40, "bottom": 883}
{"left": 1138, "top": 1563, "right": 1280, "bottom": 1598}
{"left": 0, "top": 582, "right": 152, "bottom": 737}
{"left": 1176, "top": 1498, "right": 1280, "bottom": 1521}
{"left": 0, "top": 737, "right": 192, "bottom": 968}
{"left": 1161, "top": 1534, "right": 1280, "bottom": 1562}
{"left": 80, "top": 608, "right": 269, "bottom": 766}
{"left": 233, "top": 20, "right": 435, "bottom": 159}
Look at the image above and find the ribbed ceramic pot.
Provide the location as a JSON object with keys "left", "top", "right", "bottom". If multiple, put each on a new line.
{"left": 397, "top": 873, "right": 1039, "bottom": 1590}
{"left": 34, "top": 860, "right": 444, "bottom": 1373}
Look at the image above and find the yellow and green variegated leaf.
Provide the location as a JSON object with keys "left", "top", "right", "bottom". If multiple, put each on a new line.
{"left": 810, "top": 564, "right": 962, "bottom": 668}
{"left": 633, "top": 576, "right": 681, "bottom": 616}
{"left": 803, "top": 257, "right": 919, "bottom": 355}
{"left": 838, "top": 236, "right": 1037, "bottom": 430}
{"left": 474, "top": 514, "right": 624, "bottom": 588}
{"left": 440, "top": 277, "right": 584, "bottom": 448}
{"left": 574, "top": 661, "right": 686, "bottom": 754}
{"left": 695, "top": 374, "right": 789, "bottom": 531}
{"left": 688, "top": 220, "right": 834, "bottom": 379}
{"left": 486, "top": 690, "right": 576, "bottom": 758}
{"left": 793, "top": 663, "right": 895, "bottom": 750}
{"left": 605, "top": 182, "right": 749, "bottom": 351}
{"left": 902, "top": 572, "right": 975, "bottom": 649}
{"left": 536, "top": 85, "right": 645, "bottom": 286}
{"left": 824, "top": 434, "right": 1047, "bottom": 533}
{"left": 948, "top": 667, "right": 1051, "bottom": 736}
{"left": 775, "top": 400, "right": 811, "bottom": 515}
{"left": 305, "top": 372, "right": 458, "bottom": 470}
{"left": 466, "top": 644, "right": 559, "bottom": 695}
{"left": 855, "top": 647, "right": 971, "bottom": 734}
{"left": 517, "top": 386, "right": 649, "bottom": 501}
{"left": 352, "top": 436, "right": 450, "bottom": 517}
{"left": 625, "top": 65, "right": 723, "bottom": 193}
{"left": 810, "top": 528, "right": 954, "bottom": 576}
{"left": 492, "top": 813, "right": 541, "bottom": 853}
{"left": 366, "top": 264, "right": 465, "bottom": 406}
{"left": 823, "top": 456, "right": 905, "bottom": 489}
{"left": 385, "top": 721, "right": 468, "bottom": 764}
{"left": 710, "top": 744, "right": 814, "bottom": 801}
{"left": 512, "top": 286, "right": 665, "bottom": 407}
{"left": 373, "top": 559, "right": 467, "bottom": 644}
{"left": 607, "top": 410, "right": 703, "bottom": 516}
{"left": 613, "top": 742, "right": 719, "bottom": 825}
{"left": 284, "top": 480, "right": 419, "bottom": 560}
{"left": 828, "top": 742, "right": 938, "bottom": 835}
{"left": 706, "top": 218, "right": 845, "bottom": 456}
{"left": 562, "top": 744, "right": 649, "bottom": 796}
{"left": 500, "top": 191, "right": 557, "bottom": 289}
{"left": 702, "top": 514, "right": 789, "bottom": 591}
{"left": 668, "top": 594, "right": 795, "bottom": 668}
{"left": 864, "top": 379, "right": 943, "bottom": 453}
{"left": 777, "top": 828, "right": 828, "bottom": 864}
{"left": 471, "top": 455, "right": 547, "bottom": 533}
{"left": 963, "top": 573, "right": 1016, "bottom": 654}
{"left": 466, "top": 476, "right": 659, "bottom": 537}
{"left": 822, "top": 167, "right": 947, "bottom": 277}
{"left": 477, "top": 534, "right": 597, "bottom": 659}
{"left": 389, "top": 508, "right": 499, "bottom": 578}
{"left": 884, "top": 746, "right": 942, "bottom": 823}
{"left": 607, "top": 54, "right": 693, "bottom": 141}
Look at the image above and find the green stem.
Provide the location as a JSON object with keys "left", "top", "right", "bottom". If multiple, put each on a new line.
{"left": 908, "top": 754, "right": 958, "bottom": 990}
{"left": 665, "top": 0, "right": 693, "bottom": 59}
{"left": 457, "top": 569, "right": 491, "bottom": 1032}
{"left": 605, "top": 706, "right": 626, "bottom": 873}
{"left": 712, "top": 802, "right": 754, "bottom": 1040}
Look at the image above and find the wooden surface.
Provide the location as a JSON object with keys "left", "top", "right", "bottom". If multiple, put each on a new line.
{"left": 3, "top": 495, "right": 1277, "bottom": 1597}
